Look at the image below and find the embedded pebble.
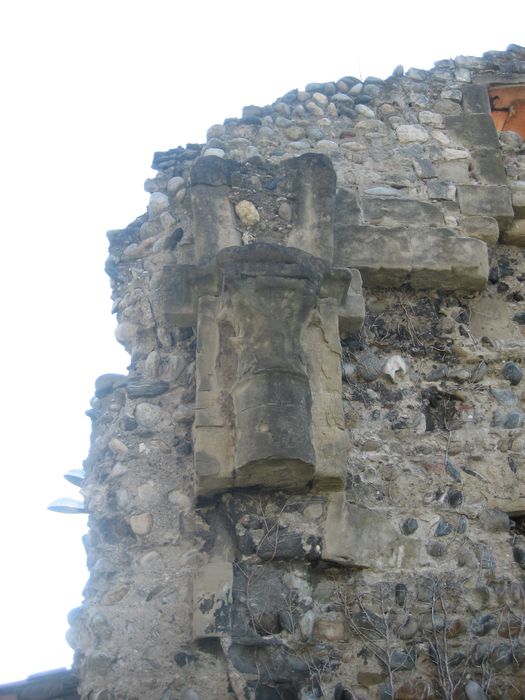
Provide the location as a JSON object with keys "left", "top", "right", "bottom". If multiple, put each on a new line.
{"left": 435, "top": 520, "right": 453, "bottom": 536}
{"left": 129, "top": 513, "right": 153, "bottom": 535}
{"left": 312, "top": 92, "right": 328, "bottom": 107}
{"left": 396, "top": 125, "right": 429, "bottom": 143}
{"left": 401, "top": 517, "right": 418, "bottom": 535}
{"left": 426, "top": 365, "right": 448, "bottom": 381}
{"left": 357, "top": 351, "right": 383, "bottom": 381}
{"left": 148, "top": 192, "right": 170, "bottom": 219}
{"left": 479, "top": 509, "right": 509, "bottom": 533}
{"left": 503, "top": 411, "right": 524, "bottom": 429}
{"left": 502, "top": 361, "right": 522, "bottom": 385}
{"left": 489, "top": 387, "right": 517, "bottom": 406}
{"left": 203, "top": 147, "right": 224, "bottom": 158}
{"left": 355, "top": 104, "right": 375, "bottom": 118}
{"left": 277, "top": 200, "right": 293, "bottom": 222}
{"left": 285, "top": 125, "right": 305, "bottom": 141}
{"left": 305, "top": 101, "right": 324, "bottom": 117}
{"left": 348, "top": 82, "right": 363, "bottom": 95}
{"left": 108, "top": 438, "right": 128, "bottom": 456}
{"left": 235, "top": 200, "right": 260, "bottom": 226}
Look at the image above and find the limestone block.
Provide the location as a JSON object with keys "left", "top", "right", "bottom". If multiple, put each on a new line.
{"left": 322, "top": 493, "right": 420, "bottom": 569}
{"left": 512, "top": 190, "right": 525, "bottom": 218}
{"left": 192, "top": 245, "right": 355, "bottom": 495}
{"left": 469, "top": 148, "right": 507, "bottom": 185}
{"left": 193, "top": 562, "right": 232, "bottom": 639}
{"left": 339, "top": 268, "right": 365, "bottom": 333}
{"left": 445, "top": 114, "right": 500, "bottom": 149}
{"left": 361, "top": 196, "right": 444, "bottom": 227}
{"left": 435, "top": 160, "right": 470, "bottom": 185}
{"left": 334, "top": 187, "right": 361, "bottom": 226}
{"left": 502, "top": 219, "right": 525, "bottom": 247}
{"left": 457, "top": 185, "right": 514, "bottom": 225}
{"left": 190, "top": 184, "right": 239, "bottom": 263}
{"left": 470, "top": 297, "right": 524, "bottom": 340}
{"left": 190, "top": 155, "right": 236, "bottom": 187}
{"left": 284, "top": 153, "right": 337, "bottom": 262}
{"left": 459, "top": 216, "right": 500, "bottom": 245}
{"left": 335, "top": 225, "right": 488, "bottom": 290}
{"left": 461, "top": 84, "right": 491, "bottom": 114}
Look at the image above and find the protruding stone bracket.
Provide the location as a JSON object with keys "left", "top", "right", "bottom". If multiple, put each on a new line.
{"left": 152, "top": 243, "right": 361, "bottom": 495}
{"left": 149, "top": 154, "right": 366, "bottom": 496}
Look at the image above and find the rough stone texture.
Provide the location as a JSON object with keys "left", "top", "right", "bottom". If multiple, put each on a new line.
{"left": 70, "top": 45, "right": 525, "bottom": 700}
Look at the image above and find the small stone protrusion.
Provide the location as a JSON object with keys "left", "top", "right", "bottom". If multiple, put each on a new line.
{"left": 235, "top": 200, "right": 260, "bottom": 227}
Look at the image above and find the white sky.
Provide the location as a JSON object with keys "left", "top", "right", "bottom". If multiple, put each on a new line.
{"left": 0, "top": 0, "right": 521, "bottom": 685}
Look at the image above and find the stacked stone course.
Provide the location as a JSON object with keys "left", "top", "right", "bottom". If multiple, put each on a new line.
{"left": 69, "top": 45, "right": 525, "bottom": 699}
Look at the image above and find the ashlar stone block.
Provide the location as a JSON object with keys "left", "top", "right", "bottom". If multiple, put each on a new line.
{"left": 444, "top": 113, "right": 501, "bottom": 149}
{"left": 335, "top": 225, "right": 488, "bottom": 290}
{"left": 360, "top": 196, "right": 444, "bottom": 227}
{"left": 193, "top": 562, "right": 233, "bottom": 639}
{"left": 457, "top": 185, "right": 514, "bottom": 225}
{"left": 191, "top": 245, "right": 353, "bottom": 495}
{"left": 322, "top": 493, "right": 420, "bottom": 569}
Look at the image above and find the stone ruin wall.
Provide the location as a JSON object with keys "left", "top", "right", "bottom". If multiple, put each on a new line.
{"left": 68, "top": 45, "right": 525, "bottom": 700}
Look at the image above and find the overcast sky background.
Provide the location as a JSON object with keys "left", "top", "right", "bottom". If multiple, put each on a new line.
{"left": 0, "top": 0, "right": 522, "bottom": 685}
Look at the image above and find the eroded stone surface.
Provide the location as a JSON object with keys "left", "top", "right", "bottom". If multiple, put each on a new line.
{"left": 72, "top": 45, "right": 525, "bottom": 700}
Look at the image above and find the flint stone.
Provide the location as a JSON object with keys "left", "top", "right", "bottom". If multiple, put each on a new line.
{"left": 503, "top": 362, "right": 523, "bottom": 385}
{"left": 503, "top": 411, "right": 524, "bottom": 429}
{"left": 465, "top": 681, "right": 487, "bottom": 700}
{"left": 397, "top": 616, "right": 418, "bottom": 640}
{"left": 489, "top": 387, "right": 517, "bottom": 406}
{"left": 435, "top": 520, "right": 453, "bottom": 536}
{"left": 476, "top": 543, "right": 496, "bottom": 570}
{"left": 513, "top": 546, "right": 525, "bottom": 568}
{"left": 401, "top": 517, "right": 418, "bottom": 535}
{"left": 390, "top": 649, "right": 416, "bottom": 670}
{"left": 471, "top": 614, "right": 498, "bottom": 637}
{"left": 427, "top": 540, "right": 446, "bottom": 557}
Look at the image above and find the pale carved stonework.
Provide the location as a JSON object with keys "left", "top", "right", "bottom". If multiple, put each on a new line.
{"left": 151, "top": 153, "right": 365, "bottom": 495}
